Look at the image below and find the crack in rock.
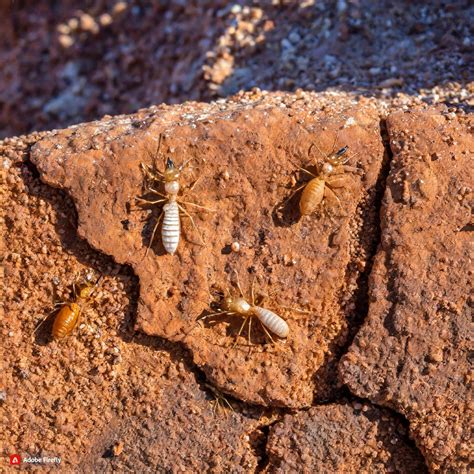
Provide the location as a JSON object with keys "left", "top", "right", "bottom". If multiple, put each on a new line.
{"left": 339, "top": 107, "right": 473, "bottom": 472}
{"left": 31, "top": 93, "right": 387, "bottom": 408}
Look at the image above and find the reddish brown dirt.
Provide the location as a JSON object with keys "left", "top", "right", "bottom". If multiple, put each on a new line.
{"left": 340, "top": 109, "right": 473, "bottom": 472}
{"left": 0, "top": 0, "right": 228, "bottom": 138}
{"left": 30, "top": 92, "right": 385, "bottom": 408}
{"left": 267, "top": 402, "right": 427, "bottom": 473}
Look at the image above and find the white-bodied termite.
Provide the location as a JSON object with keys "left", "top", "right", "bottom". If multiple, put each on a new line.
{"left": 198, "top": 270, "right": 290, "bottom": 345}
{"left": 137, "top": 133, "right": 213, "bottom": 255}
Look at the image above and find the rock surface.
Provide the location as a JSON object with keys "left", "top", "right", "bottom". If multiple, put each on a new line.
{"left": 340, "top": 109, "right": 473, "bottom": 472}
{"left": 31, "top": 92, "right": 385, "bottom": 407}
{"left": 1, "top": 133, "right": 260, "bottom": 472}
{"left": 267, "top": 402, "right": 427, "bottom": 473}
{"left": 2, "top": 2, "right": 472, "bottom": 471}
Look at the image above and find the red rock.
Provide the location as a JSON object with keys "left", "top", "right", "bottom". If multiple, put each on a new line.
{"left": 267, "top": 403, "right": 427, "bottom": 473}
{"left": 31, "top": 93, "right": 385, "bottom": 407}
{"left": 340, "top": 108, "right": 473, "bottom": 472}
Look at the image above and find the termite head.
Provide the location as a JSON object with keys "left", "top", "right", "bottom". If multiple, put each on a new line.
{"left": 164, "top": 158, "right": 180, "bottom": 182}
{"left": 77, "top": 276, "right": 102, "bottom": 300}
{"left": 223, "top": 295, "right": 251, "bottom": 314}
{"left": 335, "top": 145, "right": 349, "bottom": 158}
{"left": 328, "top": 146, "right": 349, "bottom": 166}
{"left": 323, "top": 145, "right": 349, "bottom": 175}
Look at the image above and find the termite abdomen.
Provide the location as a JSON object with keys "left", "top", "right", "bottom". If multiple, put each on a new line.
{"left": 52, "top": 303, "right": 80, "bottom": 339}
{"left": 299, "top": 178, "right": 325, "bottom": 215}
{"left": 253, "top": 306, "right": 289, "bottom": 338}
{"left": 161, "top": 201, "right": 180, "bottom": 255}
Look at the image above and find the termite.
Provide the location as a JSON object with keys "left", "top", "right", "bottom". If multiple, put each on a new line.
{"left": 137, "top": 134, "right": 213, "bottom": 256}
{"left": 204, "top": 383, "right": 233, "bottom": 416}
{"left": 199, "top": 271, "right": 289, "bottom": 345}
{"left": 35, "top": 275, "right": 103, "bottom": 339}
{"left": 286, "top": 138, "right": 360, "bottom": 216}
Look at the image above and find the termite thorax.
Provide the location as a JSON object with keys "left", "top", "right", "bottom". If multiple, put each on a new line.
{"left": 226, "top": 297, "right": 251, "bottom": 314}
{"left": 165, "top": 181, "right": 180, "bottom": 195}
{"left": 321, "top": 162, "right": 334, "bottom": 176}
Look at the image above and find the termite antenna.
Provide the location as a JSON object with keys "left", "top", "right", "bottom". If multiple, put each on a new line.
{"left": 232, "top": 270, "right": 245, "bottom": 297}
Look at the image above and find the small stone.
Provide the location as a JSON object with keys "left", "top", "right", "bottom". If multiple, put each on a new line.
{"left": 99, "top": 14, "right": 113, "bottom": 27}
{"left": 80, "top": 13, "right": 99, "bottom": 34}
{"left": 58, "top": 35, "right": 74, "bottom": 48}
{"left": 112, "top": 2, "right": 127, "bottom": 14}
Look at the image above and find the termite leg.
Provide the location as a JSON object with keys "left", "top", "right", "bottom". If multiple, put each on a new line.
{"left": 221, "top": 395, "right": 234, "bottom": 411}
{"left": 186, "top": 175, "right": 202, "bottom": 192}
{"left": 324, "top": 185, "right": 344, "bottom": 211}
{"left": 233, "top": 270, "right": 245, "bottom": 298}
{"left": 299, "top": 167, "right": 317, "bottom": 178}
{"left": 178, "top": 204, "right": 205, "bottom": 245}
{"left": 33, "top": 307, "right": 59, "bottom": 334}
{"left": 342, "top": 164, "right": 362, "bottom": 174}
{"left": 197, "top": 310, "right": 234, "bottom": 322}
{"left": 330, "top": 132, "right": 340, "bottom": 155}
{"left": 145, "top": 210, "right": 164, "bottom": 257}
{"left": 259, "top": 321, "right": 275, "bottom": 344}
{"left": 150, "top": 132, "right": 165, "bottom": 172}
{"left": 308, "top": 141, "right": 327, "bottom": 164}
{"left": 324, "top": 187, "right": 346, "bottom": 220}
{"left": 250, "top": 277, "right": 256, "bottom": 306}
{"left": 179, "top": 200, "right": 215, "bottom": 212}
{"left": 71, "top": 308, "right": 83, "bottom": 331}
{"left": 247, "top": 316, "right": 253, "bottom": 346}
{"left": 325, "top": 174, "right": 352, "bottom": 188}
{"left": 140, "top": 162, "right": 164, "bottom": 180}
{"left": 280, "top": 183, "right": 306, "bottom": 209}
{"left": 90, "top": 276, "right": 104, "bottom": 297}
{"left": 232, "top": 315, "right": 249, "bottom": 348}
{"left": 148, "top": 187, "right": 166, "bottom": 197}
{"left": 136, "top": 197, "right": 167, "bottom": 205}
{"left": 178, "top": 157, "right": 193, "bottom": 171}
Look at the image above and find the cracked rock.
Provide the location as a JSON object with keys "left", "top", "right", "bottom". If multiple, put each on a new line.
{"left": 339, "top": 108, "right": 473, "bottom": 472}
{"left": 31, "top": 92, "right": 385, "bottom": 407}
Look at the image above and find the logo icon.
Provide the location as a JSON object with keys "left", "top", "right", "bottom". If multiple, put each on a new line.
{"left": 10, "top": 454, "right": 21, "bottom": 465}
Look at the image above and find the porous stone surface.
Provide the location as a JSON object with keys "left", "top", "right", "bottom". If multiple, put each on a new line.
{"left": 31, "top": 92, "right": 386, "bottom": 407}
{"left": 267, "top": 402, "right": 427, "bottom": 473}
{"left": 1, "top": 133, "right": 259, "bottom": 472}
{"left": 339, "top": 109, "right": 473, "bottom": 472}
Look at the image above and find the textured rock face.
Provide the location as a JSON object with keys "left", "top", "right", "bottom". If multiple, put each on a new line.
{"left": 31, "top": 93, "right": 385, "bottom": 407}
{"left": 340, "top": 109, "right": 473, "bottom": 472}
{"left": 1, "top": 133, "right": 259, "bottom": 472}
{"left": 267, "top": 403, "right": 427, "bottom": 473}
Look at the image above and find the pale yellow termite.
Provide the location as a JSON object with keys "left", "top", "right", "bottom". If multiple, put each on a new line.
{"left": 137, "top": 134, "right": 213, "bottom": 255}
{"left": 199, "top": 271, "right": 289, "bottom": 345}
{"left": 204, "top": 383, "right": 233, "bottom": 416}
{"left": 286, "top": 140, "right": 360, "bottom": 216}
